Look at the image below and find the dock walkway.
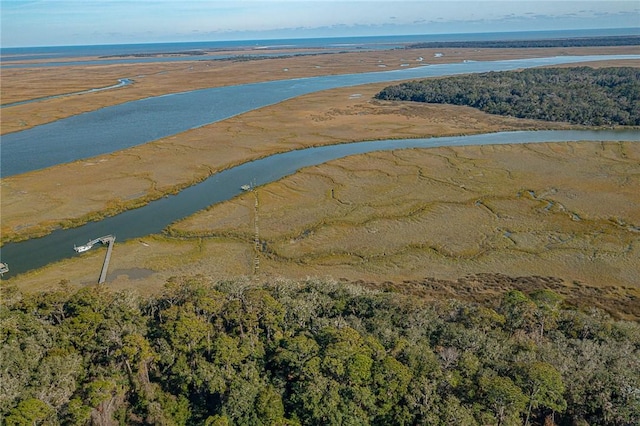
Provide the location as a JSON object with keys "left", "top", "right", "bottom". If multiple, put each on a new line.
{"left": 73, "top": 235, "right": 115, "bottom": 283}
{"left": 98, "top": 236, "right": 116, "bottom": 284}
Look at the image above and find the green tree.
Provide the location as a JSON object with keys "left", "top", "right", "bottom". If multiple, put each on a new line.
{"left": 255, "top": 385, "right": 287, "bottom": 425}
{"left": 500, "top": 290, "right": 537, "bottom": 334}
{"left": 516, "top": 362, "right": 567, "bottom": 425}
{"left": 438, "top": 395, "right": 478, "bottom": 426}
{"left": 372, "top": 356, "right": 413, "bottom": 423}
{"left": 4, "top": 398, "right": 55, "bottom": 426}
{"left": 530, "top": 290, "right": 564, "bottom": 338}
{"left": 63, "top": 398, "right": 92, "bottom": 425}
{"left": 479, "top": 375, "right": 527, "bottom": 426}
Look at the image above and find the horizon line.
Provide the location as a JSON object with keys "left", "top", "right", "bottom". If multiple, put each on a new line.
{"left": 2, "top": 27, "right": 639, "bottom": 50}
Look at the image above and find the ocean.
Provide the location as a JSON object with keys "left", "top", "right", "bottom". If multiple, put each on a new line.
{"left": 2, "top": 27, "right": 638, "bottom": 63}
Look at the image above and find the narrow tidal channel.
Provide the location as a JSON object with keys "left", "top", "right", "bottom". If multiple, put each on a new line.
{"left": 1, "top": 129, "right": 638, "bottom": 278}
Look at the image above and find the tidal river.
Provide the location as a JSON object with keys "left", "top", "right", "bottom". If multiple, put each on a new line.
{"left": 2, "top": 54, "right": 639, "bottom": 177}
{"left": 2, "top": 129, "right": 639, "bottom": 278}
{"left": 1, "top": 55, "right": 639, "bottom": 277}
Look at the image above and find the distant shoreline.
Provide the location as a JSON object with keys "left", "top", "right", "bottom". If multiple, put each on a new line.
{"left": 96, "top": 36, "right": 640, "bottom": 61}
{"left": 2, "top": 27, "right": 637, "bottom": 61}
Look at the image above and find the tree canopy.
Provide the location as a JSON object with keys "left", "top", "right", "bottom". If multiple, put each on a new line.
{"left": 406, "top": 35, "right": 640, "bottom": 49}
{"left": 1, "top": 276, "right": 639, "bottom": 425}
{"left": 375, "top": 67, "right": 640, "bottom": 126}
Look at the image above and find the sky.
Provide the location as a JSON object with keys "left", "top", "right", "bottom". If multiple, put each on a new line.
{"left": 1, "top": 0, "right": 639, "bottom": 47}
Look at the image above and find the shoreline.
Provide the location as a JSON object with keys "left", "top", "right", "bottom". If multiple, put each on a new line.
{"left": 0, "top": 78, "right": 133, "bottom": 108}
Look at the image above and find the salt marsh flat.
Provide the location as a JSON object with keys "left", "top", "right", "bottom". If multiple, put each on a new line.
{"left": 2, "top": 45, "right": 639, "bottom": 319}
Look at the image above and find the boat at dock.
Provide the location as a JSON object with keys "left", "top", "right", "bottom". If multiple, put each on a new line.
{"left": 72, "top": 235, "right": 116, "bottom": 284}
{"left": 74, "top": 241, "right": 93, "bottom": 253}
{"left": 0, "top": 262, "right": 9, "bottom": 276}
{"left": 73, "top": 235, "right": 116, "bottom": 253}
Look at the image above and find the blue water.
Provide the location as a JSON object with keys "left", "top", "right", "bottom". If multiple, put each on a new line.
{"left": 2, "top": 28, "right": 637, "bottom": 65}
{"left": 3, "top": 54, "right": 639, "bottom": 177}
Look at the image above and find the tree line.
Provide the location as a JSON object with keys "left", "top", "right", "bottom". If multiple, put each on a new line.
{"left": 1, "top": 276, "right": 638, "bottom": 425}
{"left": 375, "top": 67, "right": 640, "bottom": 126}
{"left": 406, "top": 36, "right": 640, "bottom": 49}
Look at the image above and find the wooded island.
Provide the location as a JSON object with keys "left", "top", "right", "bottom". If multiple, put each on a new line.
{"left": 376, "top": 67, "right": 640, "bottom": 126}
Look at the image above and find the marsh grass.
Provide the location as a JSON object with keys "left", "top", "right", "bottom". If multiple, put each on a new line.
{"left": 4, "top": 48, "right": 639, "bottom": 319}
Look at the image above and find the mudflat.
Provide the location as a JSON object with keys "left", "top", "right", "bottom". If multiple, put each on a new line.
{"left": 2, "top": 46, "right": 639, "bottom": 318}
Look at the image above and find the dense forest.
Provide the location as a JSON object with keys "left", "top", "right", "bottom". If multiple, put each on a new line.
{"left": 375, "top": 67, "right": 640, "bottom": 126}
{"left": 406, "top": 35, "right": 640, "bottom": 49}
{"left": 1, "top": 277, "right": 638, "bottom": 425}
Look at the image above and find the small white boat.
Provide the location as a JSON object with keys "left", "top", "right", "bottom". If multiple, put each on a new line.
{"left": 0, "top": 262, "right": 8, "bottom": 276}
{"left": 241, "top": 184, "right": 251, "bottom": 191}
{"left": 74, "top": 242, "right": 93, "bottom": 253}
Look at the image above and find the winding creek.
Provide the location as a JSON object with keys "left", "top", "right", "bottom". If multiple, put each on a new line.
{"left": 3, "top": 129, "right": 639, "bottom": 278}
{"left": 1, "top": 55, "right": 639, "bottom": 278}
{"left": 0, "top": 79, "right": 134, "bottom": 108}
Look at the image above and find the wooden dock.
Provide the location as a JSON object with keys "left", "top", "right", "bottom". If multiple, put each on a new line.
{"left": 98, "top": 235, "right": 115, "bottom": 284}
{"left": 73, "top": 234, "right": 115, "bottom": 283}
{"left": 253, "top": 189, "right": 260, "bottom": 274}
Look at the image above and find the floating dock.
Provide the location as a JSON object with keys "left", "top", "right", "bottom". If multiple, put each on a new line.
{"left": 0, "top": 262, "right": 8, "bottom": 277}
